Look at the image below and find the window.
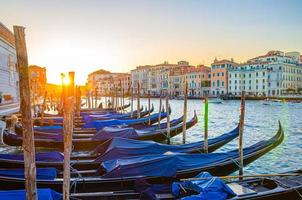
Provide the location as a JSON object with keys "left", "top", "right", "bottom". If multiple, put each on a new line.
{"left": 213, "top": 82, "right": 215, "bottom": 87}
{"left": 217, "top": 80, "right": 220, "bottom": 87}
{"left": 256, "top": 72, "right": 258, "bottom": 77}
{"left": 249, "top": 74, "right": 251, "bottom": 78}
{"left": 263, "top": 72, "right": 265, "bottom": 76}
{"left": 222, "top": 81, "right": 224, "bottom": 86}
{"left": 222, "top": 72, "right": 224, "bottom": 76}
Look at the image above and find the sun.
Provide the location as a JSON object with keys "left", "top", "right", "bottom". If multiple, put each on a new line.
{"left": 62, "top": 74, "right": 70, "bottom": 85}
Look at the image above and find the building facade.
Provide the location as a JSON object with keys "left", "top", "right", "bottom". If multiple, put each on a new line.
{"left": 210, "top": 59, "right": 237, "bottom": 96}
{"left": 28, "top": 65, "right": 47, "bottom": 97}
{"left": 185, "top": 65, "right": 211, "bottom": 97}
{"left": 228, "top": 51, "right": 302, "bottom": 97}
{"left": 87, "top": 69, "right": 130, "bottom": 96}
{"left": 0, "top": 22, "right": 19, "bottom": 104}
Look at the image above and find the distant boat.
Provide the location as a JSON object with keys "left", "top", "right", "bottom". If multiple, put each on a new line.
{"left": 262, "top": 98, "right": 285, "bottom": 106}
{"left": 207, "top": 97, "right": 223, "bottom": 104}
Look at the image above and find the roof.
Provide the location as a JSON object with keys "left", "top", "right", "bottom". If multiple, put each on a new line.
{"left": 0, "top": 22, "right": 15, "bottom": 47}
{"left": 88, "top": 69, "right": 111, "bottom": 76}
{"left": 212, "top": 59, "right": 236, "bottom": 65}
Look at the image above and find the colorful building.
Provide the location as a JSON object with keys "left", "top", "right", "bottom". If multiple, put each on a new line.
{"left": 185, "top": 65, "right": 211, "bottom": 97}
{"left": 210, "top": 59, "right": 237, "bottom": 96}
{"left": 28, "top": 65, "right": 47, "bottom": 97}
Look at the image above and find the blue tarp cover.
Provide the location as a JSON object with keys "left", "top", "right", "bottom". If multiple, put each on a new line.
{"left": 34, "top": 125, "right": 63, "bottom": 133}
{"left": 0, "top": 189, "right": 62, "bottom": 200}
{"left": 0, "top": 151, "right": 64, "bottom": 162}
{"left": 172, "top": 172, "right": 235, "bottom": 200}
{"left": 91, "top": 127, "right": 139, "bottom": 141}
{"left": 100, "top": 138, "right": 270, "bottom": 178}
{"left": 0, "top": 168, "right": 57, "bottom": 180}
{"left": 83, "top": 112, "right": 167, "bottom": 130}
{"left": 93, "top": 127, "right": 238, "bottom": 162}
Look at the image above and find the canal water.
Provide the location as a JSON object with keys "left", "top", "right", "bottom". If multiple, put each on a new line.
{"left": 0, "top": 99, "right": 301, "bottom": 175}
{"left": 130, "top": 98, "right": 302, "bottom": 174}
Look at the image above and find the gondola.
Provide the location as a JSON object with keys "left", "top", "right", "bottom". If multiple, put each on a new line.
{"left": 3, "top": 113, "right": 196, "bottom": 151}
{"left": 15, "top": 115, "right": 185, "bottom": 139}
{"left": 83, "top": 104, "right": 154, "bottom": 120}
{"left": 67, "top": 169, "right": 302, "bottom": 200}
{"left": 80, "top": 102, "right": 130, "bottom": 112}
{"left": 0, "top": 122, "right": 284, "bottom": 192}
{"left": 33, "top": 105, "right": 150, "bottom": 126}
{"left": 32, "top": 107, "right": 170, "bottom": 131}
{"left": 0, "top": 121, "right": 240, "bottom": 171}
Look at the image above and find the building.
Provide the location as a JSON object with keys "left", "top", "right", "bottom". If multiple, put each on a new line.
{"left": 28, "top": 65, "right": 47, "bottom": 97}
{"left": 210, "top": 58, "right": 237, "bottom": 96}
{"left": 185, "top": 65, "right": 211, "bottom": 97}
{"left": 87, "top": 69, "right": 130, "bottom": 96}
{"left": 131, "top": 65, "right": 152, "bottom": 95}
{"left": 0, "top": 22, "right": 19, "bottom": 104}
{"left": 228, "top": 51, "right": 302, "bottom": 97}
{"left": 300, "top": 55, "right": 302, "bottom": 64}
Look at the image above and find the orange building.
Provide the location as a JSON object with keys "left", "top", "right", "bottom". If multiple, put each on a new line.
{"left": 210, "top": 59, "right": 237, "bottom": 96}
{"left": 28, "top": 65, "right": 47, "bottom": 97}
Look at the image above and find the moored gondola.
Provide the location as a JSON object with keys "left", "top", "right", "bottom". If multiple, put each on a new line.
{"left": 0, "top": 122, "right": 284, "bottom": 192}
{"left": 2, "top": 113, "right": 196, "bottom": 151}
{"left": 0, "top": 121, "right": 241, "bottom": 171}
{"left": 67, "top": 169, "right": 302, "bottom": 200}
{"left": 33, "top": 105, "right": 152, "bottom": 126}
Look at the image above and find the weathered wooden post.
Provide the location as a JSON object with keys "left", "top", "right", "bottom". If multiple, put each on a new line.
{"left": 122, "top": 87, "right": 125, "bottom": 113}
{"left": 148, "top": 91, "right": 151, "bottom": 125}
{"left": 62, "top": 72, "right": 75, "bottom": 200}
{"left": 14, "top": 25, "right": 38, "bottom": 200}
{"left": 104, "top": 88, "right": 107, "bottom": 109}
{"left": 130, "top": 84, "right": 134, "bottom": 117}
{"left": 166, "top": 95, "right": 171, "bottom": 144}
{"left": 204, "top": 94, "right": 209, "bottom": 153}
{"left": 40, "top": 91, "right": 47, "bottom": 124}
{"left": 137, "top": 82, "right": 141, "bottom": 118}
{"left": 239, "top": 91, "right": 246, "bottom": 180}
{"left": 182, "top": 82, "right": 188, "bottom": 144}
{"left": 158, "top": 89, "right": 162, "bottom": 128}
{"left": 76, "top": 86, "right": 81, "bottom": 127}
{"left": 95, "top": 87, "right": 98, "bottom": 109}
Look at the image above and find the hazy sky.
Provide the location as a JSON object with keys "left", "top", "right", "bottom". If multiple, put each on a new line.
{"left": 1, "top": 0, "right": 302, "bottom": 84}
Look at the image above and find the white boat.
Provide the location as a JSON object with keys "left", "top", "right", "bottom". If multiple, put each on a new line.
{"left": 262, "top": 98, "right": 285, "bottom": 106}
{"left": 207, "top": 98, "right": 223, "bottom": 104}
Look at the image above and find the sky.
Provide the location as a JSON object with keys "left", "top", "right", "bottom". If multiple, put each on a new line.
{"left": 1, "top": 0, "right": 302, "bottom": 84}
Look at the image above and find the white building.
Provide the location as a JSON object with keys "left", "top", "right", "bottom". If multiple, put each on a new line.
{"left": 228, "top": 51, "right": 302, "bottom": 96}
{"left": 0, "top": 22, "right": 19, "bottom": 104}
{"left": 131, "top": 65, "right": 152, "bottom": 95}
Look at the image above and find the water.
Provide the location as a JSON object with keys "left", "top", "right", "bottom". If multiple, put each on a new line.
{"left": 1, "top": 98, "right": 301, "bottom": 175}
{"left": 130, "top": 98, "right": 302, "bottom": 174}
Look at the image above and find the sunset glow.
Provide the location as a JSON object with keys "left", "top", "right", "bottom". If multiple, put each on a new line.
{"left": 1, "top": 0, "right": 302, "bottom": 84}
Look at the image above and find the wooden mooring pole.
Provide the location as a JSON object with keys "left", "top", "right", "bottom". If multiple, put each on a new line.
{"left": 63, "top": 72, "right": 75, "bottom": 200}
{"left": 204, "top": 94, "right": 209, "bottom": 153}
{"left": 166, "top": 95, "right": 171, "bottom": 144}
{"left": 40, "top": 91, "right": 47, "bottom": 125}
{"left": 14, "top": 25, "right": 38, "bottom": 200}
{"left": 94, "top": 87, "right": 98, "bottom": 109}
{"left": 182, "top": 82, "right": 188, "bottom": 144}
{"left": 130, "top": 85, "right": 134, "bottom": 117}
{"left": 137, "top": 82, "right": 141, "bottom": 118}
{"left": 148, "top": 91, "right": 151, "bottom": 125}
{"left": 158, "top": 89, "right": 162, "bottom": 128}
{"left": 239, "top": 91, "right": 246, "bottom": 180}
